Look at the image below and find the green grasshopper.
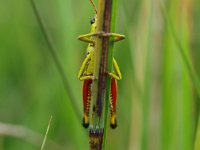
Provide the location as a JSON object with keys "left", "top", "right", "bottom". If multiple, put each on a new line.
{"left": 78, "top": 0, "right": 125, "bottom": 129}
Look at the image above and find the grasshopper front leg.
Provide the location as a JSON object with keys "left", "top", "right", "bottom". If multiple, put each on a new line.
{"left": 78, "top": 33, "right": 96, "bottom": 44}
{"left": 78, "top": 32, "right": 125, "bottom": 44}
{"left": 102, "top": 33, "right": 125, "bottom": 42}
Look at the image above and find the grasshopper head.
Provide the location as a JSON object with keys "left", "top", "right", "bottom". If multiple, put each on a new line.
{"left": 86, "top": 15, "right": 97, "bottom": 54}
{"left": 90, "top": 16, "right": 97, "bottom": 33}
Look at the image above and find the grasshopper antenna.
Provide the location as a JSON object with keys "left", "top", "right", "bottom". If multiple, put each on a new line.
{"left": 90, "top": 0, "right": 97, "bottom": 14}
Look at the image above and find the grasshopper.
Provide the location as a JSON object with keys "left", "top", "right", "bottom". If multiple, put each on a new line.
{"left": 78, "top": 0, "right": 125, "bottom": 129}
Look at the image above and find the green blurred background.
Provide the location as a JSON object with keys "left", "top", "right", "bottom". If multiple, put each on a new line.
{"left": 0, "top": 0, "right": 200, "bottom": 150}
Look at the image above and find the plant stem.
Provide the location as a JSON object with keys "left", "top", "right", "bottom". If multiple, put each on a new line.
{"left": 41, "top": 116, "right": 52, "bottom": 150}
{"left": 159, "top": 0, "right": 200, "bottom": 98}
{"left": 89, "top": 0, "right": 118, "bottom": 149}
{"left": 159, "top": 0, "right": 200, "bottom": 149}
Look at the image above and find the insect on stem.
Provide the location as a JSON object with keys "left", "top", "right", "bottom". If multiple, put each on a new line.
{"left": 77, "top": 0, "right": 125, "bottom": 149}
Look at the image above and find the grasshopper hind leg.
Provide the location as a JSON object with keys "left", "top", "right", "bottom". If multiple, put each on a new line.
{"left": 82, "top": 79, "right": 92, "bottom": 128}
{"left": 110, "top": 78, "right": 118, "bottom": 129}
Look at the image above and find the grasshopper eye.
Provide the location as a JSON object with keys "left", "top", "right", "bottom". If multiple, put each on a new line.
{"left": 90, "top": 17, "right": 95, "bottom": 24}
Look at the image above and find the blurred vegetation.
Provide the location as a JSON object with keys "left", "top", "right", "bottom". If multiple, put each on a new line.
{"left": 0, "top": 0, "right": 200, "bottom": 150}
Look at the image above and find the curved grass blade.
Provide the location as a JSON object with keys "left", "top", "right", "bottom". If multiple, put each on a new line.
{"left": 159, "top": 1, "right": 200, "bottom": 149}
{"left": 30, "top": 0, "right": 81, "bottom": 119}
